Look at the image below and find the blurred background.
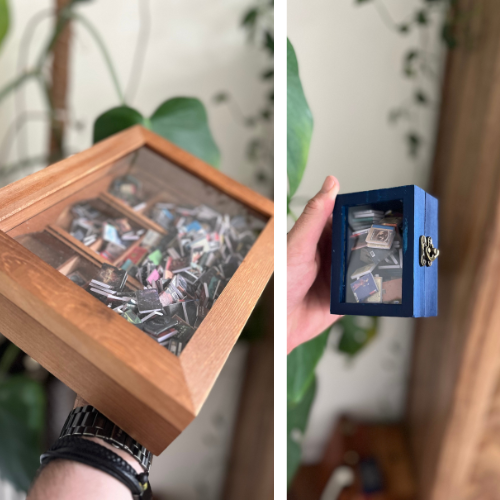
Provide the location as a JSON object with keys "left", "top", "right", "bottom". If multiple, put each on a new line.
{"left": 288, "top": 0, "right": 500, "bottom": 499}
{"left": 0, "top": 1, "right": 273, "bottom": 499}
{"left": 288, "top": 0, "right": 446, "bottom": 464}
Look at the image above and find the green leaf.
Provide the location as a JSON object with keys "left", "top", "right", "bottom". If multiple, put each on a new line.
{"left": 287, "top": 377, "right": 316, "bottom": 487}
{"left": 150, "top": 98, "right": 220, "bottom": 168}
{"left": 0, "top": 0, "right": 10, "bottom": 52}
{"left": 355, "top": 0, "right": 373, "bottom": 3}
{"left": 0, "top": 376, "right": 46, "bottom": 492}
{"left": 337, "top": 316, "right": 378, "bottom": 356}
{"left": 441, "top": 23, "right": 457, "bottom": 49}
{"left": 287, "top": 328, "right": 329, "bottom": 404}
{"left": 415, "top": 89, "right": 428, "bottom": 105}
{"left": 287, "top": 39, "right": 313, "bottom": 199}
{"left": 261, "top": 109, "right": 272, "bottom": 120}
{"left": 213, "top": 92, "right": 229, "bottom": 103}
{"left": 388, "top": 107, "right": 409, "bottom": 124}
{"left": 262, "top": 68, "right": 274, "bottom": 79}
{"left": 93, "top": 106, "right": 145, "bottom": 143}
{"left": 404, "top": 50, "right": 419, "bottom": 77}
{"left": 93, "top": 98, "right": 221, "bottom": 168}
{"left": 407, "top": 132, "right": 422, "bottom": 157}
{"left": 241, "top": 8, "right": 258, "bottom": 27}
{"left": 416, "top": 9, "right": 428, "bottom": 25}
{"left": 264, "top": 31, "right": 274, "bottom": 55}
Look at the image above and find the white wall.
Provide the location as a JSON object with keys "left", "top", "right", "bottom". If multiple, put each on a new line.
{"left": 288, "top": 0, "right": 445, "bottom": 462}
{"left": 0, "top": 0, "right": 272, "bottom": 196}
{"left": 0, "top": 1, "right": 270, "bottom": 498}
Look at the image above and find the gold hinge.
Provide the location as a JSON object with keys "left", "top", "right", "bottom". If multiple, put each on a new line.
{"left": 420, "top": 235, "right": 439, "bottom": 267}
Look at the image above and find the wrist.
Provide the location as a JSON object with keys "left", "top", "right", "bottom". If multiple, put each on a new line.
{"left": 72, "top": 397, "right": 146, "bottom": 472}
{"left": 60, "top": 404, "right": 152, "bottom": 472}
{"left": 83, "top": 437, "right": 145, "bottom": 474}
{"left": 36, "top": 436, "right": 151, "bottom": 500}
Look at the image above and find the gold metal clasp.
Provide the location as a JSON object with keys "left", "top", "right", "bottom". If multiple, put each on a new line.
{"left": 420, "top": 235, "right": 439, "bottom": 267}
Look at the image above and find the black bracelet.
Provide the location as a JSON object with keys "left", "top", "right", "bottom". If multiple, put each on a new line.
{"left": 40, "top": 436, "right": 152, "bottom": 500}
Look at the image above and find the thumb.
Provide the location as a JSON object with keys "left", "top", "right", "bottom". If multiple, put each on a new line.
{"left": 288, "top": 176, "right": 340, "bottom": 263}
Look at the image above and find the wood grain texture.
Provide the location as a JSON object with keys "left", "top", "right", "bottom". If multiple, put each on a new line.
{"left": 0, "top": 127, "right": 144, "bottom": 230}
{"left": 180, "top": 218, "right": 274, "bottom": 411}
{"left": 413, "top": 187, "right": 426, "bottom": 318}
{"left": 101, "top": 192, "right": 169, "bottom": 235}
{"left": 424, "top": 193, "right": 438, "bottom": 317}
{"left": 0, "top": 126, "right": 274, "bottom": 454}
{"left": 406, "top": 1, "right": 500, "bottom": 497}
{"left": 45, "top": 225, "right": 143, "bottom": 290}
{"left": 0, "top": 230, "right": 196, "bottom": 455}
{"left": 3, "top": 172, "right": 127, "bottom": 236}
{"left": 0, "top": 295, "right": 183, "bottom": 454}
{"left": 49, "top": 0, "right": 72, "bottom": 161}
{"left": 464, "top": 376, "right": 500, "bottom": 500}
{"left": 222, "top": 280, "right": 274, "bottom": 500}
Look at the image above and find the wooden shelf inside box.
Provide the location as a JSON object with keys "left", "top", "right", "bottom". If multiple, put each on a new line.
{"left": 54, "top": 197, "right": 148, "bottom": 267}
{"left": 7, "top": 188, "right": 153, "bottom": 290}
{"left": 0, "top": 126, "right": 274, "bottom": 455}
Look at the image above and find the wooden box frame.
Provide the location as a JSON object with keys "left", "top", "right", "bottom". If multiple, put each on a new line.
{"left": 330, "top": 185, "right": 438, "bottom": 318}
{"left": 0, "top": 126, "right": 274, "bottom": 455}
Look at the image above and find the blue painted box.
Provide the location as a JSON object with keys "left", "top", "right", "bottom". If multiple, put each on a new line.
{"left": 330, "top": 185, "right": 438, "bottom": 318}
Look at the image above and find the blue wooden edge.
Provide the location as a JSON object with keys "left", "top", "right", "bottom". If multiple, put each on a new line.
{"left": 330, "top": 185, "right": 420, "bottom": 317}
{"left": 424, "top": 192, "right": 438, "bottom": 317}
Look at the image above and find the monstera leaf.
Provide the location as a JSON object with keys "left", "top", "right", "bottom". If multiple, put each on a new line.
{"left": 287, "top": 38, "right": 313, "bottom": 198}
{"left": 93, "top": 97, "right": 220, "bottom": 168}
{"left": 0, "top": 0, "right": 9, "bottom": 52}
{"left": 287, "top": 328, "right": 329, "bottom": 404}
{"left": 337, "top": 316, "right": 378, "bottom": 356}
{"left": 287, "top": 377, "right": 316, "bottom": 487}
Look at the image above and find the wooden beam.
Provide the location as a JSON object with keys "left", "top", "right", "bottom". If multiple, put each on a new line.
{"left": 406, "top": 1, "right": 500, "bottom": 498}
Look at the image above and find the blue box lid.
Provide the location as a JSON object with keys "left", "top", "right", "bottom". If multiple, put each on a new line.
{"left": 330, "top": 185, "right": 438, "bottom": 318}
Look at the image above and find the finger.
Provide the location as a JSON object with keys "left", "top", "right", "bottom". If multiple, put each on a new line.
{"left": 288, "top": 176, "right": 339, "bottom": 263}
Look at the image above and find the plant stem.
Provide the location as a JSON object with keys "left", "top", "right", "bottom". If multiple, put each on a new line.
{"left": 126, "top": 0, "right": 151, "bottom": 103}
{"left": 34, "top": 6, "right": 71, "bottom": 70}
{"left": 0, "top": 7, "right": 70, "bottom": 130}
{"left": 48, "top": 0, "right": 74, "bottom": 163}
{"left": 70, "top": 11, "right": 125, "bottom": 105}
{"left": 0, "top": 70, "right": 40, "bottom": 107}
{"left": 373, "top": 0, "right": 416, "bottom": 32}
{"left": 15, "top": 8, "right": 53, "bottom": 163}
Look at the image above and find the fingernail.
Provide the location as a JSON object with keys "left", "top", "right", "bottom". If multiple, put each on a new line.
{"left": 321, "top": 176, "right": 336, "bottom": 194}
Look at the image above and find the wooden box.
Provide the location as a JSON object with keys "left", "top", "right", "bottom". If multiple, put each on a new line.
{"left": 0, "top": 126, "right": 274, "bottom": 454}
{"left": 330, "top": 185, "right": 438, "bottom": 318}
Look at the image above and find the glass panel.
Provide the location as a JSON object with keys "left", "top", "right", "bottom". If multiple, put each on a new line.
{"left": 343, "top": 201, "right": 403, "bottom": 304}
{"left": 15, "top": 231, "right": 77, "bottom": 270}
{"left": 9, "top": 147, "right": 267, "bottom": 356}
{"left": 108, "top": 147, "right": 264, "bottom": 218}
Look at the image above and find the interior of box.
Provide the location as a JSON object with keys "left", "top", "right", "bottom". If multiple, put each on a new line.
{"left": 343, "top": 199, "right": 404, "bottom": 305}
{"left": 7, "top": 146, "right": 268, "bottom": 356}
